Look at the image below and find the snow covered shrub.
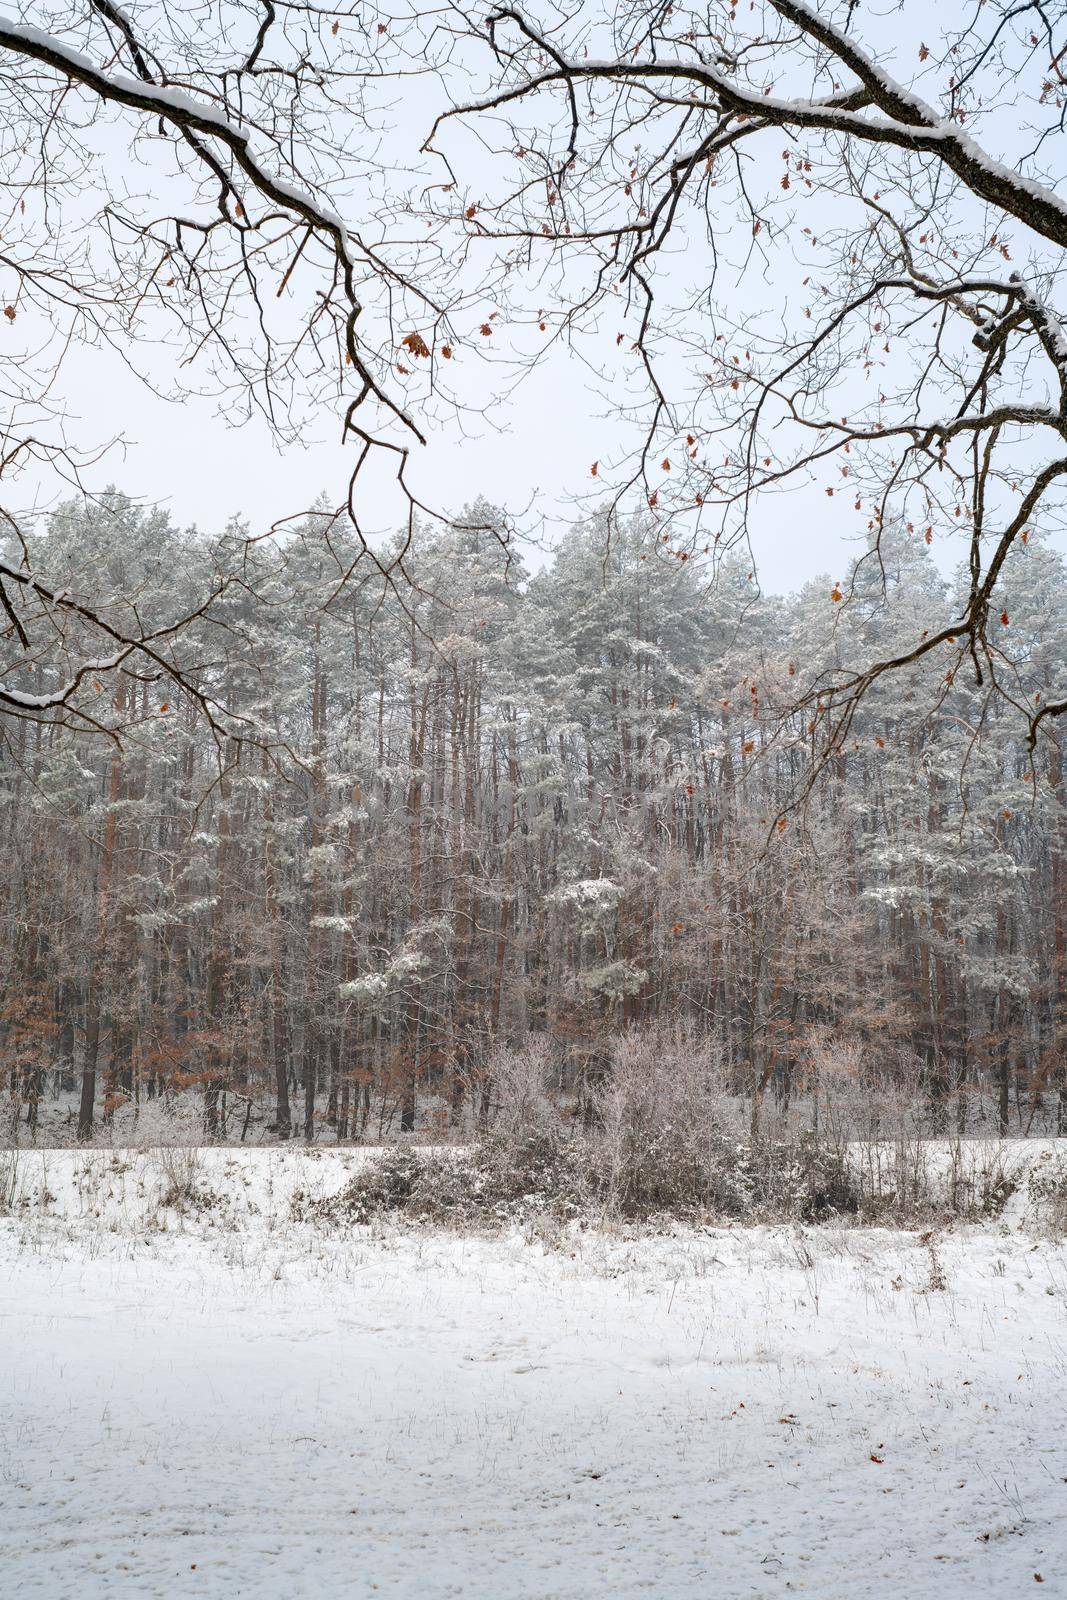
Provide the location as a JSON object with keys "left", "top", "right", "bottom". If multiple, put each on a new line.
{"left": 458, "top": 1127, "right": 591, "bottom": 1222}
{"left": 743, "top": 1133, "right": 860, "bottom": 1222}
{"left": 852, "top": 1136, "right": 932, "bottom": 1221}
{"left": 797, "top": 1139, "right": 861, "bottom": 1219}
{"left": 1026, "top": 1153, "right": 1067, "bottom": 1236}
{"left": 299, "top": 1127, "right": 1026, "bottom": 1232}
{"left": 309, "top": 1028, "right": 862, "bottom": 1228}
{"left": 0, "top": 1148, "right": 19, "bottom": 1214}
{"left": 849, "top": 1137, "right": 1020, "bottom": 1224}
{"left": 483, "top": 1038, "right": 562, "bottom": 1142}
{"left": 797, "top": 1029, "right": 866, "bottom": 1137}
{"left": 153, "top": 1143, "right": 211, "bottom": 1211}
{"left": 303, "top": 1133, "right": 589, "bottom": 1228}
{"left": 595, "top": 1029, "right": 749, "bottom": 1217}
{"left": 308, "top": 1040, "right": 593, "bottom": 1226}
{"left": 788, "top": 1029, "right": 945, "bottom": 1143}
{"left": 943, "top": 1141, "right": 1020, "bottom": 1219}
{"left": 310, "top": 1125, "right": 858, "bottom": 1228}
{"left": 589, "top": 1028, "right": 863, "bottom": 1220}
{"left": 318, "top": 1145, "right": 434, "bottom": 1223}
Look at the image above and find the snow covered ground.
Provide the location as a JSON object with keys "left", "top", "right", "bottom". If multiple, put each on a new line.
{"left": 1, "top": 1148, "right": 1065, "bottom": 1598}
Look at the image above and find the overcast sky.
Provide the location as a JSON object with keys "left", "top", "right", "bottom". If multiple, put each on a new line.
{"left": 9, "top": 0, "right": 1065, "bottom": 596}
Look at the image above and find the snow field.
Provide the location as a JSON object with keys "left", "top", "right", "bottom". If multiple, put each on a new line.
{"left": 0, "top": 1147, "right": 1065, "bottom": 1598}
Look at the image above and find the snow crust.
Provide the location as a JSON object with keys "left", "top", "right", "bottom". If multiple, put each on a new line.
{"left": 0, "top": 1147, "right": 1064, "bottom": 1598}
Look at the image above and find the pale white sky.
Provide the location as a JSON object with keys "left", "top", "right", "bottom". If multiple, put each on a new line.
{"left": 7, "top": 0, "right": 1064, "bottom": 595}
{"left": 47, "top": 327, "right": 872, "bottom": 590}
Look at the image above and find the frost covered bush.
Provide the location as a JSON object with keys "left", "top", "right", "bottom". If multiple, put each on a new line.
{"left": 0, "top": 1148, "right": 20, "bottom": 1214}
{"left": 153, "top": 1143, "right": 213, "bottom": 1211}
{"left": 479, "top": 1037, "right": 563, "bottom": 1141}
{"left": 589, "top": 1030, "right": 862, "bottom": 1221}
{"left": 305, "top": 1122, "right": 866, "bottom": 1229}
{"left": 742, "top": 1133, "right": 859, "bottom": 1222}
{"left": 595, "top": 1030, "right": 751, "bottom": 1217}
{"left": 127, "top": 1100, "right": 212, "bottom": 1152}
{"left": 305, "top": 1029, "right": 868, "bottom": 1229}
{"left": 317, "top": 1145, "right": 435, "bottom": 1223}
{"left": 943, "top": 1140, "right": 1020, "bottom": 1219}
{"left": 296, "top": 1029, "right": 1029, "bottom": 1232}
{"left": 312, "top": 1121, "right": 1034, "bottom": 1231}
{"left": 132, "top": 1094, "right": 209, "bottom": 1150}
{"left": 851, "top": 1137, "right": 1020, "bottom": 1225}
{"left": 1026, "top": 1153, "right": 1067, "bottom": 1236}
{"left": 300, "top": 1131, "right": 589, "bottom": 1228}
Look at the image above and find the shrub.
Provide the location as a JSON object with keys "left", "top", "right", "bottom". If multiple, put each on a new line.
{"left": 301, "top": 1124, "right": 865, "bottom": 1231}
{"left": 298, "top": 1131, "right": 590, "bottom": 1228}
{"left": 1027, "top": 1153, "right": 1067, "bottom": 1236}
{"left": 744, "top": 1133, "right": 860, "bottom": 1222}
{"left": 594, "top": 1031, "right": 749, "bottom": 1217}
{"left": 153, "top": 1143, "right": 215, "bottom": 1212}
{"left": 292, "top": 1030, "right": 1024, "bottom": 1233}
{"left": 317, "top": 1145, "right": 436, "bottom": 1223}
{"left": 0, "top": 1148, "right": 19, "bottom": 1214}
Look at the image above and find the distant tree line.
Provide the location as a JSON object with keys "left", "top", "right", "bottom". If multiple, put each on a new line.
{"left": 1, "top": 493, "right": 1064, "bottom": 1141}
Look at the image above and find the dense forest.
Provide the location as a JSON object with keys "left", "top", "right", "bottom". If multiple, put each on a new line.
{"left": 1, "top": 494, "right": 1064, "bottom": 1143}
